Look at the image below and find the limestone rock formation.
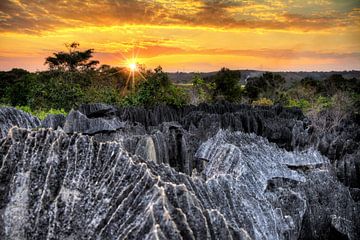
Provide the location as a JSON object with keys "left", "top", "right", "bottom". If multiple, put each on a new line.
{"left": 77, "top": 103, "right": 117, "bottom": 118}
{"left": 41, "top": 114, "right": 66, "bottom": 130}
{"left": 0, "top": 103, "right": 358, "bottom": 189}
{"left": 196, "top": 130, "right": 359, "bottom": 240}
{"left": 0, "top": 128, "right": 358, "bottom": 239}
{"left": 63, "top": 110, "right": 125, "bottom": 134}
{"left": 0, "top": 103, "right": 359, "bottom": 239}
{"left": 0, "top": 107, "right": 40, "bottom": 139}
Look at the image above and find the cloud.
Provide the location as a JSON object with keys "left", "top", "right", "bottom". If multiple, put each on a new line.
{"left": 0, "top": 0, "right": 359, "bottom": 33}
{"left": 101, "top": 44, "right": 360, "bottom": 60}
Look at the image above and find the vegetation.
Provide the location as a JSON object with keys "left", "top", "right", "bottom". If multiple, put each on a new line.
{"left": 45, "top": 42, "right": 99, "bottom": 71}
{"left": 192, "top": 73, "right": 215, "bottom": 103}
{"left": 244, "top": 72, "right": 285, "bottom": 101}
{"left": 15, "top": 106, "right": 67, "bottom": 120}
{"left": 192, "top": 68, "right": 242, "bottom": 103}
{"left": 0, "top": 42, "right": 358, "bottom": 125}
{"left": 0, "top": 43, "right": 192, "bottom": 112}
{"left": 252, "top": 98, "right": 274, "bottom": 106}
{"left": 237, "top": 70, "right": 359, "bottom": 123}
{"left": 122, "top": 66, "right": 189, "bottom": 107}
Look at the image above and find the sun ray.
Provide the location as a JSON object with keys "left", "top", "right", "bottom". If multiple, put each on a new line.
{"left": 116, "top": 43, "right": 147, "bottom": 92}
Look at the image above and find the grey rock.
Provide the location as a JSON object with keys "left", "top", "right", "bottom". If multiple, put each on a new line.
{"left": 78, "top": 103, "right": 116, "bottom": 118}
{"left": 64, "top": 110, "right": 125, "bottom": 134}
{"left": 0, "top": 107, "right": 40, "bottom": 139}
{"left": 196, "top": 130, "right": 359, "bottom": 240}
{"left": 1, "top": 102, "right": 359, "bottom": 239}
{"left": 40, "top": 114, "right": 65, "bottom": 129}
{"left": 75, "top": 103, "right": 360, "bottom": 189}
{"left": 0, "top": 127, "right": 358, "bottom": 239}
{"left": 3, "top": 102, "right": 360, "bottom": 189}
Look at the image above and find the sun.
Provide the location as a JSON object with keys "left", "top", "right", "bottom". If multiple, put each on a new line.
{"left": 128, "top": 62, "right": 137, "bottom": 72}
{"left": 120, "top": 50, "right": 147, "bottom": 93}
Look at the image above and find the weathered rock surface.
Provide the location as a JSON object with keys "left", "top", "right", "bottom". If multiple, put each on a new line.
{"left": 1, "top": 128, "right": 358, "bottom": 239}
{"left": 196, "top": 130, "right": 359, "bottom": 240}
{"left": 0, "top": 107, "right": 40, "bottom": 139}
{"left": 312, "top": 120, "right": 360, "bottom": 189}
{"left": 63, "top": 110, "right": 125, "bottom": 134}
{"left": 0, "top": 103, "right": 359, "bottom": 239}
{"left": 0, "top": 103, "right": 358, "bottom": 189}
{"left": 41, "top": 114, "right": 66, "bottom": 130}
{"left": 77, "top": 103, "right": 117, "bottom": 118}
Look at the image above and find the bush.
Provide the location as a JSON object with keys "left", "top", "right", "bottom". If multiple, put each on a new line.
{"left": 192, "top": 74, "right": 215, "bottom": 103}
{"left": 121, "top": 66, "right": 189, "bottom": 107}
{"left": 287, "top": 99, "right": 311, "bottom": 111}
{"left": 316, "top": 96, "right": 332, "bottom": 110}
{"left": 307, "top": 92, "right": 353, "bottom": 132}
{"left": 252, "top": 98, "right": 274, "bottom": 106}
{"left": 15, "top": 106, "right": 67, "bottom": 120}
{"left": 83, "top": 86, "right": 123, "bottom": 106}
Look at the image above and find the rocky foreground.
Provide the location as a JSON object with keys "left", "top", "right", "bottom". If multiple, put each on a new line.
{"left": 0, "top": 103, "right": 359, "bottom": 239}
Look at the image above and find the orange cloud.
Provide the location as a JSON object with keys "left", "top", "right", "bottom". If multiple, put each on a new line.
{"left": 0, "top": 0, "right": 359, "bottom": 33}
{"left": 0, "top": 1, "right": 359, "bottom": 71}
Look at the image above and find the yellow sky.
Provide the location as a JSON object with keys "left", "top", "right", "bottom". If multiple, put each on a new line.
{"left": 0, "top": 0, "right": 359, "bottom": 72}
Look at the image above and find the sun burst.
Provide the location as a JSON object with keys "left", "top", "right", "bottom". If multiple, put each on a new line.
{"left": 128, "top": 61, "right": 137, "bottom": 72}
{"left": 117, "top": 46, "right": 147, "bottom": 93}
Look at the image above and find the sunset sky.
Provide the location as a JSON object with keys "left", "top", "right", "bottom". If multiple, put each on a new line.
{"left": 0, "top": 0, "right": 359, "bottom": 72}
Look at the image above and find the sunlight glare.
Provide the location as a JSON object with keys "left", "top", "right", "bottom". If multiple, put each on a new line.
{"left": 128, "top": 62, "right": 137, "bottom": 72}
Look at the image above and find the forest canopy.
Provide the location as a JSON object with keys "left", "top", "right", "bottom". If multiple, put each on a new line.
{"left": 0, "top": 43, "right": 359, "bottom": 123}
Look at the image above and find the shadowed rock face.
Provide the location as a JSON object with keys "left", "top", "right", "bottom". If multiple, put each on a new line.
{"left": 0, "top": 103, "right": 359, "bottom": 239}
{"left": 1, "top": 128, "right": 358, "bottom": 239}
{"left": 0, "top": 103, "right": 358, "bottom": 188}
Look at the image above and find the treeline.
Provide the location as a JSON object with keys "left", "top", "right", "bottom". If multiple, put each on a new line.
{"left": 0, "top": 42, "right": 359, "bottom": 124}
{"left": 0, "top": 43, "right": 189, "bottom": 118}
{"left": 192, "top": 69, "right": 360, "bottom": 130}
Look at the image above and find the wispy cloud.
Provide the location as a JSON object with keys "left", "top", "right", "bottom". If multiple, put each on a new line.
{"left": 0, "top": 0, "right": 359, "bottom": 71}
{"left": 107, "top": 44, "right": 360, "bottom": 60}
{"left": 0, "top": 0, "right": 359, "bottom": 33}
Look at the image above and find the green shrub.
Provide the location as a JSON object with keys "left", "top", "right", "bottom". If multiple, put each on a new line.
{"left": 287, "top": 99, "right": 311, "bottom": 111}
{"left": 316, "top": 96, "right": 332, "bottom": 109}
{"left": 121, "top": 66, "right": 189, "bottom": 107}
{"left": 252, "top": 98, "right": 274, "bottom": 106}
{"left": 15, "top": 106, "right": 67, "bottom": 120}
{"left": 192, "top": 74, "right": 215, "bottom": 103}
{"left": 245, "top": 72, "right": 285, "bottom": 101}
{"left": 83, "top": 86, "right": 123, "bottom": 106}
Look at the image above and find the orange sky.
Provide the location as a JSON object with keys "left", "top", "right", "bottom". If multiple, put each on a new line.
{"left": 0, "top": 0, "right": 359, "bottom": 72}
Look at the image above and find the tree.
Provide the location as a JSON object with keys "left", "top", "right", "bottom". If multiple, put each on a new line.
{"left": 213, "top": 68, "right": 242, "bottom": 102}
{"left": 45, "top": 42, "right": 99, "bottom": 71}
{"left": 301, "top": 77, "right": 321, "bottom": 90}
{"left": 122, "top": 66, "right": 188, "bottom": 107}
{"left": 0, "top": 68, "right": 29, "bottom": 103}
{"left": 245, "top": 72, "right": 285, "bottom": 101}
{"left": 192, "top": 74, "right": 215, "bottom": 103}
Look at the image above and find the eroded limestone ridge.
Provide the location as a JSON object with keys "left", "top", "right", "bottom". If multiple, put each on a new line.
{"left": 0, "top": 127, "right": 358, "bottom": 239}
{"left": 0, "top": 107, "right": 40, "bottom": 139}
{"left": 0, "top": 103, "right": 359, "bottom": 239}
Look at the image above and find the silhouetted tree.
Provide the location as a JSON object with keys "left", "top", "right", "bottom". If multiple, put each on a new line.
{"left": 0, "top": 68, "right": 29, "bottom": 102}
{"left": 245, "top": 72, "right": 285, "bottom": 101}
{"left": 214, "top": 67, "right": 242, "bottom": 102}
{"left": 45, "top": 42, "right": 99, "bottom": 71}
